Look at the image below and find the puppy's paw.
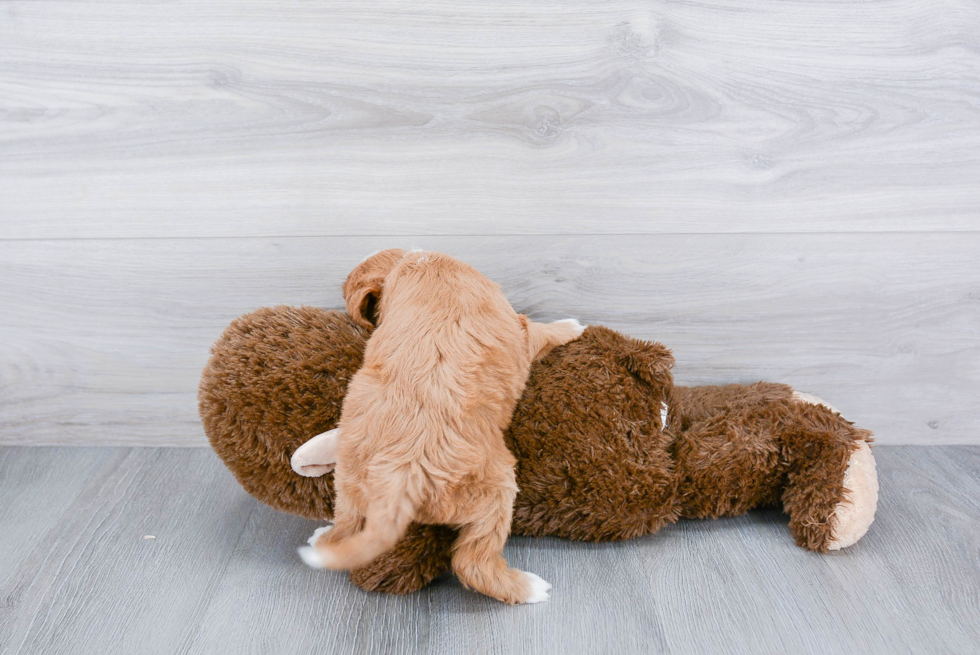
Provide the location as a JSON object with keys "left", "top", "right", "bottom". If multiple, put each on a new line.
{"left": 553, "top": 318, "right": 587, "bottom": 337}
{"left": 298, "top": 524, "right": 334, "bottom": 569}
{"left": 298, "top": 546, "right": 324, "bottom": 569}
{"left": 521, "top": 572, "right": 552, "bottom": 604}
{"left": 307, "top": 524, "right": 333, "bottom": 547}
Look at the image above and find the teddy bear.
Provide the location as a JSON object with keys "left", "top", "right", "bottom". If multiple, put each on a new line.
{"left": 199, "top": 305, "right": 877, "bottom": 595}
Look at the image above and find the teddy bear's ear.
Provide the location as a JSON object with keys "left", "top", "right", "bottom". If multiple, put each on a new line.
{"left": 343, "top": 249, "right": 406, "bottom": 330}
{"left": 617, "top": 336, "right": 675, "bottom": 390}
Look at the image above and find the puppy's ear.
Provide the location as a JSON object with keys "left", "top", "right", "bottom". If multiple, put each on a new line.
{"left": 343, "top": 249, "right": 406, "bottom": 330}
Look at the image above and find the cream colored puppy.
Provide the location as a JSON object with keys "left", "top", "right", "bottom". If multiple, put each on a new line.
{"left": 298, "top": 249, "right": 584, "bottom": 604}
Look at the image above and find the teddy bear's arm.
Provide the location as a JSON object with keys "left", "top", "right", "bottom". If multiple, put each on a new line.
{"left": 349, "top": 523, "right": 458, "bottom": 595}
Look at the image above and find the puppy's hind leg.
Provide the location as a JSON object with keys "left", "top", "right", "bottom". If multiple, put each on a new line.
{"left": 523, "top": 317, "right": 587, "bottom": 361}
{"left": 298, "top": 486, "right": 364, "bottom": 569}
{"left": 450, "top": 483, "right": 551, "bottom": 604}
{"left": 307, "top": 483, "right": 416, "bottom": 571}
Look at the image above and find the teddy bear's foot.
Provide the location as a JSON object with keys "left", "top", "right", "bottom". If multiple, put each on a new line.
{"left": 792, "top": 391, "right": 878, "bottom": 550}
{"left": 827, "top": 440, "right": 878, "bottom": 550}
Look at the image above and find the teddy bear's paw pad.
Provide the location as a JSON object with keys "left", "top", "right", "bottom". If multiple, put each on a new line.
{"left": 792, "top": 391, "right": 841, "bottom": 415}
{"left": 828, "top": 440, "right": 878, "bottom": 551}
{"left": 521, "top": 572, "right": 552, "bottom": 604}
{"left": 553, "top": 318, "right": 587, "bottom": 337}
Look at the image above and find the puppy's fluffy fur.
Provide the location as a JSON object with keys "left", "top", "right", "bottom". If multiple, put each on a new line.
{"left": 300, "top": 249, "right": 584, "bottom": 604}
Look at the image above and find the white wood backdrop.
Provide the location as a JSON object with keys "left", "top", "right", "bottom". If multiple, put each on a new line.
{"left": 1, "top": 0, "right": 978, "bottom": 445}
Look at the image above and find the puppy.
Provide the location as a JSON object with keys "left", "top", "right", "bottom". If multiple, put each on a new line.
{"left": 297, "top": 249, "right": 585, "bottom": 604}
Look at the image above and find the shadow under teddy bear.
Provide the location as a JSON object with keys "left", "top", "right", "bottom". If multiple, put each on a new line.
{"left": 199, "top": 306, "right": 877, "bottom": 595}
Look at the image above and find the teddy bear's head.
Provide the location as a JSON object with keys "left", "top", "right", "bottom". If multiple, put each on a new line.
{"left": 199, "top": 306, "right": 368, "bottom": 519}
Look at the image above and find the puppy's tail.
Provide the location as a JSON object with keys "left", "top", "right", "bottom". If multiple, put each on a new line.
{"left": 313, "top": 491, "right": 416, "bottom": 571}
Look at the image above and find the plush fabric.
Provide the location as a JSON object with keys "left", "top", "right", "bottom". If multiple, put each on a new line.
{"left": 199, "top": 306, "right": 873, "bottom": 595}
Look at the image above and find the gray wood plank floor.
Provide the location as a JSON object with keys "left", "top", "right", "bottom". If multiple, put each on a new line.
{"left": 1, "top": 446, "right": 977, "bottom": 654}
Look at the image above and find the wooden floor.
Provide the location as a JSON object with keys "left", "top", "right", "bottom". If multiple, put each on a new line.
{"left": 1, "top": 446, "right": 977, "bottom": 654}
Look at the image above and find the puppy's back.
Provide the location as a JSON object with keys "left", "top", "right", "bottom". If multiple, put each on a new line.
{"left": 342, "top": 252, "right": 529, "bottom": 467}
{"left": 370, "top": 253, "right": 527, "bottom": 407}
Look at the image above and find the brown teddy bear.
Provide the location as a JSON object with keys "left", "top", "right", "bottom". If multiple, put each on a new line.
{"left": 199, "top": 305, "right": 877, "bottom": 595}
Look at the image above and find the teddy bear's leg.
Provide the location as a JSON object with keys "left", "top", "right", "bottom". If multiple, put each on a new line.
{"left": 784, "top": 392, "right": 878, "bottom": 551}
{"left": 348, "top": 524, "right": 458, "bottom": 595}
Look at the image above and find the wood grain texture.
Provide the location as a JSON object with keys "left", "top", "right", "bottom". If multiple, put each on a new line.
{"left": 2, "top": 233, "right": 977, "bottom": 446}
{"left": 0, "top": 446, "right": 977, "bottom": 654}
{"left": 0, "top": 448, "right": 255, "bottom": 655}
{"left": 0, "top": 447, "right": 118, "bottom": 641}
{"left": 2, "top": 0, "right": 979, "bottom": 238}
{"left": 637, "top": 445, "right": 980, "bottom": 653}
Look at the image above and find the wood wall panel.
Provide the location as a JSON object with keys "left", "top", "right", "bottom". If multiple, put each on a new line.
{"left": 1, "top": 0, "right": 979, "bottom": 237}
{"left": 1, "top": 234, "right": 976, "bottom": 445}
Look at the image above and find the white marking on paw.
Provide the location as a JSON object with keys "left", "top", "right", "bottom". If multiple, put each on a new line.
{"left": 298, "top": 546, "right": 324, "bottom": 569}
{"left": 307, "top": 524, "right": 333, "bottom": 547}
{"left": 554, "top": 318, "right": 587, "bottom": 336}
{"left": 298, "top": 524, "right": 334, "bottom": 568}
{"left": 522, "top": 572, "right": 552, "bottom": 604}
